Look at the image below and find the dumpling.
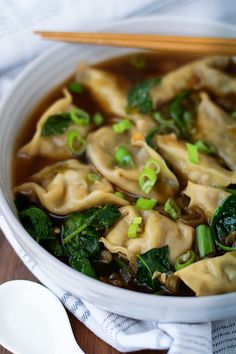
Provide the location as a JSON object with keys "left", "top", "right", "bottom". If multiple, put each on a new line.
{"left": 150, "top": 56, "right": 236, "bottom": 107}
{"left": 175, "top": 252, "right": 236, "bottom": 296}
{"left": 87, "top": 126, "right": 179, "bottom": 203}
{"left": 183, "top": 181, "right": 230, "bottom": 219}
{"left": 101, "top": 206, "right": 194, "bottom": 262}
{"left": 76, "top": 64, "right": 156, "bottom": 134}
{"left": 14, "top": 159, "right": 128, "bottom": 215}
{"left": 195, "top": 92, "right": 236, "bottom": 170}
{"left": 19, "top": 89, "right": 91, "bottom": 159}
{"left": 155, "top": 133, "right": 236, "bottom": 187}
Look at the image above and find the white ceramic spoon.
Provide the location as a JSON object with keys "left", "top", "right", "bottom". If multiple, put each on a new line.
{"left": 0, "top": 280, "right": 84, "bottom": 354}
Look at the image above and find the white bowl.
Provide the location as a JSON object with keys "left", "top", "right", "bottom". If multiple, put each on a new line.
{"left": 1, "top": 16, "right": 236, "bottom": 322}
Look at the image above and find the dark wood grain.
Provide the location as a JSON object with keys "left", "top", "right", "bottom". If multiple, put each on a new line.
{"left": 0, "top": 230, "right": 167, "bottom": 354}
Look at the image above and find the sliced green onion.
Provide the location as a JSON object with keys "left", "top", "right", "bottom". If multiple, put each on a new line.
{"left": 114, "top": 191, "right": 126, "bottom": 199}
{"left": 115, "top": 145, "right": 135, "bottom": 168}
{"left": 135, "top": 197, "right": 157, "bottom": 210}
{"left": 133, "top": 216, "right": 142, "bottom": 224}
{"left": 164, "top": 198, "right": 181, "bottom": 220}
{"left": 196, "top": 224, "right": 215, "bottom": 258}
{"left": 174, "top": 250, "right": 195, "bottom": 271}
{"left": 195, "top": 140, "right": 215, "bottom": 155}
{"left": 127, "top": 216, "right": 143, "bottom": 238}
{"left": 231, "top": 111, "right": 236, "bottom": 119}
{"left": 139, "top": 167, "right": 157, "bottom": 194}
{"left": 67, "top": 130, "right": 86, "bottom": 156}
{"left": 87, "top": 173, "right": 101, "bottom": 184}
{"left": 138, "top": 159, "right": 160, "bottom": 194}
{"left": 70, "top": 108, "right": 90, "bottom": 126}
{"left": 112, "top": 119, "right": 132, "bottom": 134}
{"left": 145, "top": 159, "right": 160, "bottom": 175}
{"left": 68, "top": 82, "right": 84, "bottom": 94}
{"left": 127, "top": 224, "right": 139, "bottom": 238}
{"left": 186, "top": 143, "right": 199, "bottom": 164}
{"left": 93, "top": 112, "right": 104, "bottom": 126}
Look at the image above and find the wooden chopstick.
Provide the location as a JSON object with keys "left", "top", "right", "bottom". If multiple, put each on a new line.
{"left": 35, "top": 31, "right": 236, "bottom": 55}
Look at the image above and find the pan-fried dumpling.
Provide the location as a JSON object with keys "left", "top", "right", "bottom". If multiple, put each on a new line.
{"left": 150, "top": 56, "right": 236, "bottom": 107}
{"left": 101, "top": 206, "right": 194, "bottom": 262}
{"left": 183, "top": 181, "right": 230, "bottom": 219}
{"left": 175, "top": 252, "right": 236, "bottom": 296}
{"left": 87, "top": 127, "right": 179, "bottom": 203}
{"left": 19, "top": 89, "right": 91, "bottom": 160}
{"left": 195, "top": 92, "right": 236, "bottom": 170}
{"left": 14, "top": 159, "right": 128, "bottom": 215}
{"left": 156, "top": 133, "right": 236, "bottom": 187}
{"left": 76, "top": 64, "right": 155, "bottom": 134}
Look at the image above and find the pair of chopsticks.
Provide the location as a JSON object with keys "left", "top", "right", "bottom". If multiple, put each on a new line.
{"left": 35, "top": 31, "right": 236, "bottom": 55}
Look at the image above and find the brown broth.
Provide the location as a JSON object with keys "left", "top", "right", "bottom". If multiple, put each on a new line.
{"left": 12, "top": 52, "right": 201, "bottom": 187}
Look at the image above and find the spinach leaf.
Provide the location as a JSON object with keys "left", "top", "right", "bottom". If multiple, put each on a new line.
{"left": 19, "top": 206, "right": 67, "bottom": 257}
{"left": 169, "top": 90, "right": 194, "bottom": 139}
{"left": 127, "top": 78, "right": 161, "bottom": 114}
{"left": 15, "top": 193, "right": 33, "bottom": 212}
{"left": 45, "top": 239, "right": 67, "bottom": 257}
{"left": 62, "top": 205, "right": 121, "bottom": 278}
{"left": 19, "top": 206, "right": 54, "bottom": 243}
{"left": 113, "top": 256, "right": 133, "bottom": 285}
{"left": 63, "top": 205, "right": 121, "bottom": 244}
{"left": 41, "top": 113, "right": 71, "bottom": 136}
{"left": 136, "top": 246, "right": 173, "bottom": 290}
{"left": 211, "top": 194, "right": 236, "bottom": 251}
{"left": 69, "top": 249, "right": 96, "bottom": 278}
{"left": 169, "top": 90, "right": 193, "bottom": 139}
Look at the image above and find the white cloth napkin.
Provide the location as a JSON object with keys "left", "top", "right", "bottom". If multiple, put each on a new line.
{"left": 1, "top": 1, "right": 236, "bottom": 353}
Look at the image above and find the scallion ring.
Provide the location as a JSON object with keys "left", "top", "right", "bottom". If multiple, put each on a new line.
{"left": 70, "top": 108, "right": 90, "bottom": 126}
{"left": 164, "top": 198, "right": 181, "bottom": 220}
{"left": 135, "top": 197, "right": 157, "bottom": 210}
{"left": 186, "top": 143, "right": 199, "bottom": 164}
{"left": 114, "top": 191, "right": 126, "bottom": 199}
{"left": 144, "top": 159, "right": 160, "bottom": 175}
{"left": 112, "top": 119, "right": 132, "bottom": 133}
{"left": 196, "top": 224, "right": 215, "bottom": 258}
{"left": 174, "top": 250, "right": 195, "bottom": 271}
{"left": 115, "top": 145, "right": 135, "bottom": 168}
{"left": 127, "top": 216, "right": 143, "bottom": 238}
{"left": 93, "top": 112, "right": 104, "bottom": 126}
{"left": 67, "top": 130, "right": 86, "bottom": 156}
{"left": 139, "top": 167, "right": 157, "bottom": 194}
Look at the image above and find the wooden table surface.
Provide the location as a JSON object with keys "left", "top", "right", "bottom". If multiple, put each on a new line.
{"left": 0, "top": 230, "right": 167, "bottom": 354}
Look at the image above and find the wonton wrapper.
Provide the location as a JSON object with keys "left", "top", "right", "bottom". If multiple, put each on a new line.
{"left": 19, "top": 89, "right": 91, "bottom": 160}
{"left": 183, "top": 181, "right": 230, "bottom": 219}
{"left": 175, "top": 252, "right": 236, "bottom": 296}
{"left": 150, "top": 56, "right": 236, "bottom": 107}
{"left": 87, "top": 127, "right": 179, "bottom": 203}
{"left": 156, "top": 134, "right": 236, "bottom": 187}
{"left": 14, "top": 159, "right": 128, "bottom": 215}
{"left": 195, "top": 92, "right": 236, "bottom": 170}
{"left": 101, "top": 206, "right": 194, "bottom": 262}
{"left": 76, "top": 64, "right": 156, "bottom": 134}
